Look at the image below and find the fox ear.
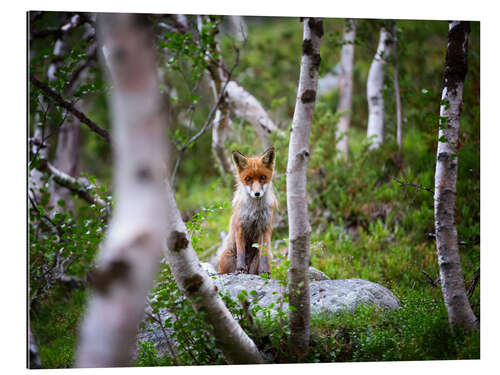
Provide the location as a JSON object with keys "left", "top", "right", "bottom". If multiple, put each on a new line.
{"left": 232, "top": 150, "right": 249, "bottom": 170}
{"left": 261, "top": 147, "right": 275, "bottom": 169}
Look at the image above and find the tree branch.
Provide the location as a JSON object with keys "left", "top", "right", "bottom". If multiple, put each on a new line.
{"left": 393, "top": 177, "right": 434, "bottom": 194}
{"left": 36, "top": 157, "right": 110, "bottom": 215}
{"left": 30, "top": 73, "right": 112, "bottom": 144}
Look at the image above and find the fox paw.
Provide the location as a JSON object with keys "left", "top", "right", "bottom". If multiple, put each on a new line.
{"left": 236, "top": 266, "right": 248, "bottom": 274}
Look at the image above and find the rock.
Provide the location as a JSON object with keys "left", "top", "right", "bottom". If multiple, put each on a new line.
{"left": 201, "top": 262, "right": 217, "bottom": 275}
{"left": 200, "top": 263, "right": 330, "bottom": 282}
{"left": 137, "top": 272, "right": 400, "bottom": 357}
{"left": 308, "top": 267, "right": 330, "bottom": 281}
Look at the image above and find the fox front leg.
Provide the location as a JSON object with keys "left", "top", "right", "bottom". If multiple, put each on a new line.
{"left": 234, "top": 225, "right": 248, "bottom": 274}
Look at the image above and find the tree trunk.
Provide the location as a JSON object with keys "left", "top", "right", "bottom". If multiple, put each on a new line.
{"left": 392, "top": 24, "right": 403, "bottom": 156}
{"left": 28, "top": 323, "right": 42, "bottom": 369}
{"left": 335, "top": 18, "right": 356, "bottom": 159}
{"left": 76, "top": 13, "right": 169, "bottom": 367}
{"left": 286, "top": 17, "right": 323, "bottom": 360}
{"left": 366, "top": 26, "right": 394, "bottom": 149}
{"left": 163, "top": 183, "right": 264, "bottom": 364}
{"left": 434, "top": 21, "right": 478, "bottom": 331}
{"left": 50, "top": 112, "right": 80, "bottom": 213}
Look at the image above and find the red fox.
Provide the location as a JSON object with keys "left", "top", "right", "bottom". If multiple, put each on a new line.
{"left": 218, "top": 147, "right": 277, "bottom": 275}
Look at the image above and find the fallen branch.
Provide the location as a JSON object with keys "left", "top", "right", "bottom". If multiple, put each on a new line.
{"left": 30, "top": 73, "right": 112, "bottom": 144}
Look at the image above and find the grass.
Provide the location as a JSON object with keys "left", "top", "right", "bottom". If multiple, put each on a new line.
{"left": 30, "top": 285, "right": 87, "bottom": 368}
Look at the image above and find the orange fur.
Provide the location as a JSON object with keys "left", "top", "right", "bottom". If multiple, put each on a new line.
{"left": 218, "top": 147, "right": 277, "bottom": 275}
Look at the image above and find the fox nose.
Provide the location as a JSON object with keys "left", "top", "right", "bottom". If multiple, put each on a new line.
{"left": 254, "top": 192, "right": 260, "bottom": 197}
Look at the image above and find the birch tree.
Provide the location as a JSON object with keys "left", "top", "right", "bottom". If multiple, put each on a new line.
{"left": 434, "top": 21, "right": 478, "bottom": 331}
{"left": 286, "top": 17, "right": 323, "bottom": 360}
{"left": 335, "top": 18, "right": 356, "bottom": 158}
{"left": 76, "top": 13, "right": 169, "bottom": 366}
{"left": 366, "top": 24, "right": 395, "bottom": 149}
{"left": 392, "top": 23, "right": 403, "bottom": 156}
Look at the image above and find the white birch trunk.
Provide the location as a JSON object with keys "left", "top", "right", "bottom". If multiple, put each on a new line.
{"left": 163, "top": 183, "right": 263, "bottom": 364}
{"left": 434, "top": 21, "right": 478, "bottom": 331}
{"left": 76, "top": 13, "right": 169, "bottom": 367}
{"left": 335, "top": 19, "right": 356, "bottom": 158}
{"left": 391, "top": 23, "right": 403, "bottom": 155}
{"left": 286, "top": 17, "right": 323, "bottom": 359}
{"left": 366, "top": 27, "right": 394, "bottom": 149}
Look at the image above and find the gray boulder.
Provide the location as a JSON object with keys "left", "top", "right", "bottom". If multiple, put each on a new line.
{"left": 137, "top": 267, "right": 400, "bottom": 358}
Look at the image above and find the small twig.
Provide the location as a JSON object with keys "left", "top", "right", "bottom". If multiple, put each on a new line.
{"left": 421, "top": 269, "right": 440, "bottom": 287}
{"left": 467, "top": 268, "right": 480, "bottom": 298}
{"left": 393, "top": 177, "right": 434, "bottom": 194}
{"left": 28, "top": 194, "right": 62, "bottom": 239}
{"left": 30, "top": 73, "right": 112, "bottom": 144}
{"left": 144, "top": 311, "right": 179, "bottom": 365}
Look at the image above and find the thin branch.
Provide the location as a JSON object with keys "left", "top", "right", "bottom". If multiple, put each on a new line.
{"left": 36, "top": 157, "right": 110, "bottom": 215}
{"left": 30, "top": 73, "right": 112, "bottom": 144}
{"left": 144, "top": 311, "right": 179, "bottom": 365}
{"left": 421, "top": 269, "right": 440, "bottom": 288}
{"left": 467, "top": 268, "right": 480, "bottom": 298}
{"left": 393, "top": 177, "right": 434, "bottom": 194}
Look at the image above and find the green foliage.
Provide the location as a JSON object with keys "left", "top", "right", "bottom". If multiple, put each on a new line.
{"left": 310, "top": 291, "right": 479, "bottom": 362}
{"left": 30, "top": 286, "right": 87, "bottom": 368}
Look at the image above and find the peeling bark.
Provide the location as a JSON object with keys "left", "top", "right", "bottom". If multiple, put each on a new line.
{"left": 286, "top": 17, "right": 323, "bottom": 360}
{"left": 76, "top": 13, "right": 169, "bottom": 367}
{"left": 366, "top": 26, "right": 394, "bottom": 149}
{"left": 335, "top": 19, "right": 356, "bottom": 158}
{"left": 434, "top": 21, "right": 478, "bottom": 331}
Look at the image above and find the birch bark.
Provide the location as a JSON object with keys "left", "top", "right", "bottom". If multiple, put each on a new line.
{"left": 76, "top": 13, "right": 169, "bottom": 366}
{"left": 286, "top": 17, "right": 323, "bottom": 359}
{"left": 335, "top": 19, "right": 356, "bottom": 158}
{"left": 366, "top": 26, "right": 394, "bottom": 149}
{"left": 434, "top": 21, "right": 478, "bottom": 331}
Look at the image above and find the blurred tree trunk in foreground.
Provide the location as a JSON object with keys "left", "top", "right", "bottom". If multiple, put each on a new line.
{"left": 335, "top": 18, "right": 356, "bottom": 159}
{"left": 76, "top": 13, "right": 169, "bottom": 367}
{"left": 77, "top": 13, "right": 263, "bottom": 366}
{"left": 366, "top": 25, "right": 394, "bottom": 149}
{"left": 286, "top": 17, "right": 323, "bottom": 361}
{"left": 434, "top": 21, "right": 478, "bottom": 331}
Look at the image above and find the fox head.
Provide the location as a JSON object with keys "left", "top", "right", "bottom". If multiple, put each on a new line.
{"left": 232, "top": 147, "right": 275, "bottom": 199}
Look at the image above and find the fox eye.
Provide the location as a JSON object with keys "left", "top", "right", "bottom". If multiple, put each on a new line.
{"left": 260, "top": 175, "right": 267, "bottom": 182}
{"left": 245, "top": 176, "right": 252, "bottom": 182}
